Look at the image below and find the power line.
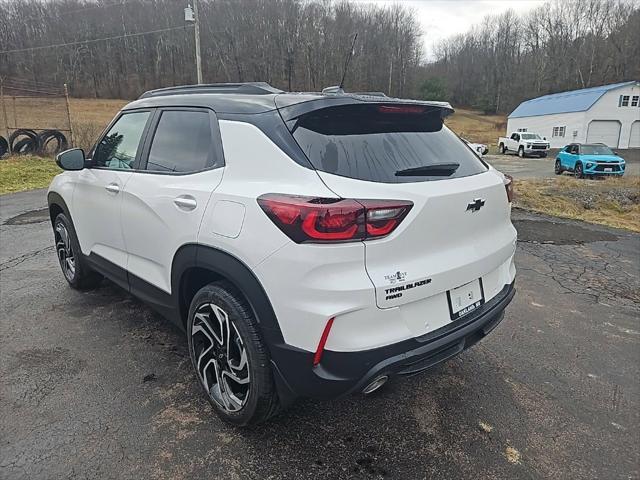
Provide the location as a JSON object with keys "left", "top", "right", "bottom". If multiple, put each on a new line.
{"left": 58, "top": 2, "right": 126, "bottom": 16}
{"left": 0, "top": 25, "right": 193, "bottom": 55}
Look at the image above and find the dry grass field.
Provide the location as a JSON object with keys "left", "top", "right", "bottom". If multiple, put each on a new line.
{"left": 445, "top": 109, "right": 506, "bottom": 148}
{"left": 514, "top": 176, "right": 640, "bottom": 232}
{"left": 1, "top": 97, "right": 127, "bottom": 152}
{"left": 2, "top": 97, "right": 503, "bottom": 152}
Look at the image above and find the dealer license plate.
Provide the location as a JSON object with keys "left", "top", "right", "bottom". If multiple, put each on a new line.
{"left": 447, "top": 279, "right": 485, "bottom": 320}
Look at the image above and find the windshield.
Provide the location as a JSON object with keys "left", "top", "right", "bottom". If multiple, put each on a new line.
{"left": 290, "top": 104, "right": 487, "bottom": 183}
{"left": 521, "top": 133, "right": 541, "bottom": 140}
{"left": 581, "top": 145, "right": 615, "bottom": 155}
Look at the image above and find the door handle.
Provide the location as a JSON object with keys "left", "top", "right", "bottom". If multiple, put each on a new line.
{"left": 105, "top": 183, "right": 120, "bottom": 194}
{"left": 174, "top": 196, "right": 197, "bottom": 211}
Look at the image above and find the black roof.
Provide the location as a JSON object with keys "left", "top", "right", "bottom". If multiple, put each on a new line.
{"left": 124, "top": 82, "right": 454, "bottom": 116}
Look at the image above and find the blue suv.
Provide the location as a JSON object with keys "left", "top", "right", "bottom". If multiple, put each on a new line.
{"left": 555, "top": 143, "right": 625, "bottom": 178}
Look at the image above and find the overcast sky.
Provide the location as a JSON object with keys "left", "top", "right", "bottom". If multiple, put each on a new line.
{"left": 353, "top": 0, "right": 545, "bottom": 60}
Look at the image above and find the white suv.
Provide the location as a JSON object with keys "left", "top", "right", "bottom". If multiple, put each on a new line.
{"left": 48, "top": 83, "right": 517, "bottom": 425}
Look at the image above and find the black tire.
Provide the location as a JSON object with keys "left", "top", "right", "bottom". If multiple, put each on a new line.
{"left": 53, "top": 213, "right": 103, "bottom": 289}
{"left": 13, "top": 137, "right": 39, "bottom": 154}
{"left": 0, "top": 136, "right": 8, "bottom": 157}
{"left": 187, "top": 281, "right": 280, "bottom": 426}
{"left": 554, "top": 159, "right": 563, "bottom": 175}
{"left": 518, "top": 146, "right": 525, "bottom": 158}
{"left": 499, "top": 143, "right": 506, "bottom": 154}
{"left": 574, "top": 162, "right": 584, "bottom": 179}
{"left": 38, "top": 130, "right": 68, "bottom": 155}
{"left": 9, "top": 129, "right": 40, "bottom": 154}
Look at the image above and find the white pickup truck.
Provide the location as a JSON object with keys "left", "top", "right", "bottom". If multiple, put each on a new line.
{"left": 499, "top": 132, "right": 550, "bottom": 158}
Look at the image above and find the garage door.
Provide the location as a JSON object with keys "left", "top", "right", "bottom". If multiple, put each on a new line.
{"left": 630, "top": 121, "right": 640, "bottom": 148}
{"left": 587, "top": 120, "right": 621, "bottom": 147}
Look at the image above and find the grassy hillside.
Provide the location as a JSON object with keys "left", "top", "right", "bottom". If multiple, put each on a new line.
{"left": 445, "top": 109, "right": 507, "bottom": 148}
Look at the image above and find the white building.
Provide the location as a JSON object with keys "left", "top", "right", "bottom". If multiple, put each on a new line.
{"left": 506, "top": 81, "right": 640, "bottom": 149}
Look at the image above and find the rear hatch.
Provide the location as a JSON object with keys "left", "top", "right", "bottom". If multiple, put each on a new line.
{"left": 280, "top": 100, "right": 516, "bottom": 313}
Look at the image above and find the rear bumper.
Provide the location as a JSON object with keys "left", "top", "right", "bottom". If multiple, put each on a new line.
{"left": 270, "top": 281, "right": 515, "bottom": 401}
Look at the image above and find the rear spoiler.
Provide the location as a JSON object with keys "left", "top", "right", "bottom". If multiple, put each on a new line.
{"left": 276, "top": 95, "right": 454, "bottom": 122}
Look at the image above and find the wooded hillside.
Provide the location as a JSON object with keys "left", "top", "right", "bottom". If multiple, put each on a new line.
{"left": 423, "top": 0, "right": 639, "bottom": 113}
{"left": 0, "top": 0, "right": 637, "bottom": 111}
{"left": 0, "top": 0, "right": 422, "bottom": 98}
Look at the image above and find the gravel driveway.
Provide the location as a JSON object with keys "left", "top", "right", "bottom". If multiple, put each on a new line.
{"left": 485, "top": 152, "right": 640, "bottom": 179}
{"left": 1, "top": 189, "right": 638, "bottom": 479}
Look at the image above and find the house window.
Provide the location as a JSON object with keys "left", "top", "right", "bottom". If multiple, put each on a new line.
{"left": 517, "top": 128, "right": 528, "bottom": 132}
{"left": 619, "top": 95, "right": 630, "bottom": 107}
{"left": 552, "top": 126, "right": 566, "bottom": 137}
{"left": 632, "top": 95, "right": 639, "bottom": 107}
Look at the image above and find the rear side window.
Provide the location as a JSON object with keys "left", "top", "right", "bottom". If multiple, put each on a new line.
{"left": 146, "top": 110, "right": 220, "bottom": 173}
{"left": 289, "top": 104, "right": 487, "bottom": 183}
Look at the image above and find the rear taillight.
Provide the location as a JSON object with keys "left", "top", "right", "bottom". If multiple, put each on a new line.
{"left": 257, "top": 194, "right": 413, "bottom": 243}
{"left": 504, "top": 174, "right": 514, "bottom": 203}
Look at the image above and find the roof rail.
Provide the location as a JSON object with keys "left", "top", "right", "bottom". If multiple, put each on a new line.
{"left": 139, "top": 82, "right": 283, "bottom": 99}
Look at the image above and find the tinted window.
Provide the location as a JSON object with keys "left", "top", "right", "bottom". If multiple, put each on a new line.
{"left": 521, "top": 133, "right": 541, "bottom": 140}
{"left": 290, "top": 105, "right": 487, "bottom": 183}
{"left": 93, "top": 111, "right": 150, "bottom": 169}
{"left": 581, "top": 145, "right": 614, "bottom": 155}
{"left": 146, "top": 110, "right": 217, "bottom": 173}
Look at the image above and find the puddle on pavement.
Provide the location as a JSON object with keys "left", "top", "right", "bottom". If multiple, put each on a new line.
{"left": 514, "top": 219, "right": 618, "bottom": 245}
{"left": 4, "top": 208, "right": 49, "bottom": 225}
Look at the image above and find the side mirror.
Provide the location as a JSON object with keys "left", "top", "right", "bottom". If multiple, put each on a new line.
{"left": 543, "top": 137, "right": 547, "bottom": 140}
{"left": 56, "top": 148, "right": 85, "bottom": 171}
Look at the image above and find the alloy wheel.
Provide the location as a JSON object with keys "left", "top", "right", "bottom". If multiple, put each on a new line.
{"left": 55, "top": 222, "right": 75, "bottom": 281}
{"left": 191, "top": 302, "right": 250, "bottom": 412}
{"left": 555, "top": 160, "right": 562, "bottom": 174}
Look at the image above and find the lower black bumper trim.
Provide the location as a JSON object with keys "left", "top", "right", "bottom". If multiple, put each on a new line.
{"left": 270, "top": 281, "right": 515, "bottom": 401}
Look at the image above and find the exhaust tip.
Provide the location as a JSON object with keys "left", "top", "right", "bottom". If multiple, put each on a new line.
{"left": 362, "top": 375, "right": 389, "bottom": 395}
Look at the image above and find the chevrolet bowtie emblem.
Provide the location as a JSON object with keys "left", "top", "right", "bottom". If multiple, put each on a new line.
{"left": 466, "top": 198, "right": 485, "bottom": 212}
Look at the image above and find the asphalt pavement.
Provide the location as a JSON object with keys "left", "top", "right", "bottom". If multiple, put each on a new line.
{"left": 1, "top": 189, "right": 639, "bottom": 480}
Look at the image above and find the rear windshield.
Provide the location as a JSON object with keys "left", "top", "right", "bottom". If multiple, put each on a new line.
{"left": 289, "top": 104, "right": 487, "bottom": 183}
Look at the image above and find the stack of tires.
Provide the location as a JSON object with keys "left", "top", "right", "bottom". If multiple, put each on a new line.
{"left": 0, "top": 129, "right": 68, "bottom": 158}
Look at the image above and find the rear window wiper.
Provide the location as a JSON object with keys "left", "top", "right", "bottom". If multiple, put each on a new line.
{"left": 395, "top": 163, "right": 460, "bottom": 177}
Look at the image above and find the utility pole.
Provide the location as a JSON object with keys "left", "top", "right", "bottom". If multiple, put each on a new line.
{"left": 185, "top": 2, "right": 203, "bottom": 84}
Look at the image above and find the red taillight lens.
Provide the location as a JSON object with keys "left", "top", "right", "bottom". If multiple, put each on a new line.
{"left": 257, "top": 194, "right": 412, "bottom": 243}
{"left": 363, "top": 201, "right": 413, "bottom": 237}
{"left": 504, "top": 174, "right": 514, "bottom": 203}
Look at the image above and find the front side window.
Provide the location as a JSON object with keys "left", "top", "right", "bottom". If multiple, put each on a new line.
{"left": 290, "top": 104, "right": 487, "bottom": 183}
{"left": 93, "top": 111, "right": 150, "bottom": 169}
{"left": 145, "top": 110, "right": 217, "bottom": 173}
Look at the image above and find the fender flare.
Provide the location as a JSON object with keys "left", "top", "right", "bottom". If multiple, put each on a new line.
{"left": 47, "top": 191, "right": 72, "bottom": 226}
{"left": 171, "top": 244, "right": 285, "bottom": 346}
{"left": 171, "top": 244, "right": 297, "bottom": 403}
